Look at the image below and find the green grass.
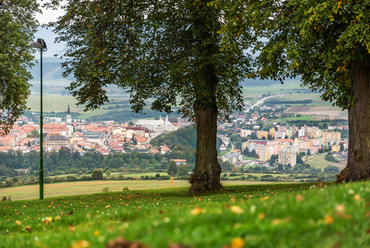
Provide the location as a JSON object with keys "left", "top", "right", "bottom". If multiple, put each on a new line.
{"left": 1, "top": 182, "right": 369, "bottom": 247}
{"left": 0, "top": 180, "right": 276, "bottom": 201}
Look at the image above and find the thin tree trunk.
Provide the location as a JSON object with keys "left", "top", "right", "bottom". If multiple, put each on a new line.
{"left": 190, "top": 101, "right": 222, "bottom": 194}
{"left": 343, "top": 61, "right": 370, "bottom": 181}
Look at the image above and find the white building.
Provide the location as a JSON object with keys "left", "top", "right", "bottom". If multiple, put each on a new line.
{"left": 136, "top": 116, "right": 175, "bottom": 133}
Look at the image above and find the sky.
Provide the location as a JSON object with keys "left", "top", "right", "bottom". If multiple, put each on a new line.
{"left": 34, "top": 1, "right": 66, "bottom": 57}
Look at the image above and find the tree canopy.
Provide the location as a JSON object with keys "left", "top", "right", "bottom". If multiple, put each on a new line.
{"left": 227, "top": 0, "right": 370, "bottom": 181}
{"left": 49, "top": 0, "right": 256, "bottom": 192}
{"left": 0, "top": 0, "right": 39, "bottom": 134}
{"left": 50, "top": 0, "right": 252, "bottom": 118}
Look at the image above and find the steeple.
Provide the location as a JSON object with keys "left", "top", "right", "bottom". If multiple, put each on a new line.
{"left": 67, "top": 104, "right": 70, "bottom": 115}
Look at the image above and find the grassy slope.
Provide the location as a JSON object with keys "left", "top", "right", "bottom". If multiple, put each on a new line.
{"left": 1, "top": 182, "right": 369, "bottom": 248}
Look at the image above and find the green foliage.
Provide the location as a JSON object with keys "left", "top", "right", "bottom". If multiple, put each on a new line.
{"left": 324, "top": 165, "right": 340, "bottom": 174}
{"left": 176, "top": 164, "right": 189, "bottom": 177}
{"left": 167, "top": 161, "right": 178, "bottom": 176}
{"left": 0, "top": 0, "right": 39, "bottom": 133}
{"left": 91, "top": 169, "right": 103, "bottom": 180}
{"left": 50, "top": 0, "right": 252, "bottom": 119}
{"left": 231, "top": 0, "right": 370, "bottom": 109}
{"left": 325, "top": 153, "right": 340, "bottom": 163}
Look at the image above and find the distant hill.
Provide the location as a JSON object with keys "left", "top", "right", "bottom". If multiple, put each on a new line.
{"left": 29, "top": 57, "right": 74, "bottom": 83}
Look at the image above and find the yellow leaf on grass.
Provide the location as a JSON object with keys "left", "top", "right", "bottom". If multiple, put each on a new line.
{"left": 324, "top": 215, "right": 334, "bottom": 224}
{"left": 231, "top": 237, "right": 245, "bottom": 248}
{"left": 258, "top": 213, "right": 265, "bottom": 220}
{"left": 230, "top": 206, "right": 244, "bottom": 214}
{"left": 190, "top": 207, "right": 204, "bottom": 215}
{"left": 71, "top": 240, "right": 91, "bottom": 248}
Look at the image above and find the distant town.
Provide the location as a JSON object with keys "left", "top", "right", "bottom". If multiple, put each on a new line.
{"left": 1, "top": 94, "right": 348, "bottom": 171}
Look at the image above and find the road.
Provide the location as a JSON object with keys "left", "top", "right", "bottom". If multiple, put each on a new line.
{"left": 245, "top": 94, "right": 284, "bottom": 112}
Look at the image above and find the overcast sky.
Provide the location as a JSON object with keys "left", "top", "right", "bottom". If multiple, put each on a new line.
{"left": 34, "top": 1, "right": 66, "bottom": 57}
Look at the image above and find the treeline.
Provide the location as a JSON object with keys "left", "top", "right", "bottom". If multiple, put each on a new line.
{"left": 0, "top": 148, "right": 190, "bottom": 179}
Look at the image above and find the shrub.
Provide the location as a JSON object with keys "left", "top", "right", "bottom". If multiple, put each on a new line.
{"left": 91, "top": 169, "right": 103, "bottom": 180}
{"left": 5, "top": 178, "right": 15, "bottom": 187}
{"left": 66, "top": 175, "right": 78, "bottom": 181}
{"left": 102, "top": 187, "right": 110, "bottom": 193}
{"left": 160, "top": 175, "right": 170, "bottom": 180}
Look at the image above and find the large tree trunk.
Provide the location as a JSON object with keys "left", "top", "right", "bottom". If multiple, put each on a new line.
{"left": 190, "top": 102, "right": 222, "bottom": 194}
{"left": 343, "top": 61, "right": 370, "bottom": 181}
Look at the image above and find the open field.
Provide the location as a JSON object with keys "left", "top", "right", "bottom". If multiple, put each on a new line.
{"left": 307, "top": 154, "right": 347, "bottom": 170}
{"left": 242, "top": 80, "right": 306, "bottom": 98}
{"left": 1, "top": 182, "right": 369, "bottom": 247}
{"left": 284, "top": 106, "right": 347, "bottom": 118}
{"left": 0, "top": 180, "right": 286, "bottom": 201}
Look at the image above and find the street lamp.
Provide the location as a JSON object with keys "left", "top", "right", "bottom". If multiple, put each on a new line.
{"left": 28, "top": 38, "right": 47, "bottom": 200}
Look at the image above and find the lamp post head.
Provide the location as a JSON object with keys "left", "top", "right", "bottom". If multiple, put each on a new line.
{"left": 28, "top": 38, "right": 47, "bottom": 51}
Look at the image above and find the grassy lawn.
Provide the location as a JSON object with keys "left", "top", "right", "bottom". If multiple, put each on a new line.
{"left": 1, "top": 181, "right": 369, "bottom": 247}
{"left": 0, "top": 180, "right": 282, "bottom": 201}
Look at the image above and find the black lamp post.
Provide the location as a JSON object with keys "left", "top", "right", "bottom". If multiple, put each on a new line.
{"left": 28, "top": 38, "right": 47, "bottom": 200}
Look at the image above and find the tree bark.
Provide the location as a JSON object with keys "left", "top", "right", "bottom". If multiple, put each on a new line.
{"left": 190, "top": 101, "right": 222, "bottom": 194}
{"left": 343, "top": 61, "right": 370, "bottom": 181}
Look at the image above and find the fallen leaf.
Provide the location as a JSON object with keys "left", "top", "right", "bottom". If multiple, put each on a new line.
{"left": 335, "top": 204, "right": 346, "bottom": 212}
{"left": 25, "top": 226, "right": 32, "bottom": 233}
{"left": 231, "top": 237, "right": 245, "bottom": 248}
{"left": 69, "top": 224, "right": 76, "bottom": 232}
{"left": 71, "top": 240, "right": 91, "bottom": 248}
{"left": 272, "top": 218, "right": 290, "bottom": 225}
{"left": 168, "top": 244, "right": 191, "bottom": 248}
{"left": 295, "top": 195, "right": 304, "bottom": 202}
{"left": 261, "top": 196, "right": 269, "bottom": 201}
{"left": 66, "top": 211, "right": 74, "bottom": 215}
{"left": 258, "top": 213, "right": 265, "bottom": 220}
{"left": 190, "top": 207, "right": 204, "bottom": 215}
{"left": 324, "top": 215, "right": 334, "bottom": 224}
{"left": 354, "top": 194, "right": 361, "bottom": 201}
{"left": 15, "top": 220, "right": 21, "bottom": 226}
{"left": 106, "top": 237, "right": 147, "bottom": 248}
{"left": 230, "top": 206, "right": 244, "bottom": 214}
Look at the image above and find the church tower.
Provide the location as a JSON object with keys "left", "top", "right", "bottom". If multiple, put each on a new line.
{"left": 66, "top": 105, "right": 72, "bottom": 125}
{"left": 66, "top": 105, "right": 73, "bottom": 137}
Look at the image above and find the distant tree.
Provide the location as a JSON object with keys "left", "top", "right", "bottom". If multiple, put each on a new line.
{"left": 250, "top": 132, "right": 258, "bottom": 140}
{"left": 177, "top": 164, "right": 189, "bottom": 177}
{"left": 105, "top": 169, "right": 111, "bottom": 177}
{"left": 167, "top": 161, "right": 178, "bottom": 176}
{"left": 27, "top": 129, "right": 39, "bottom": 138}
{"left": 324, "top": 165, "right": 340, "bottom": 174}
{"left": 340, "top": 144, "right": 345, "bottom": 152}
{"left": 219, "top": 160, "right": 235, "bottom": 172}
{"left": 91, "top": 169, "right": 103, "bottom": 180}
{"left": 231, "top": 167, "right": 241, "bottom": 173}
